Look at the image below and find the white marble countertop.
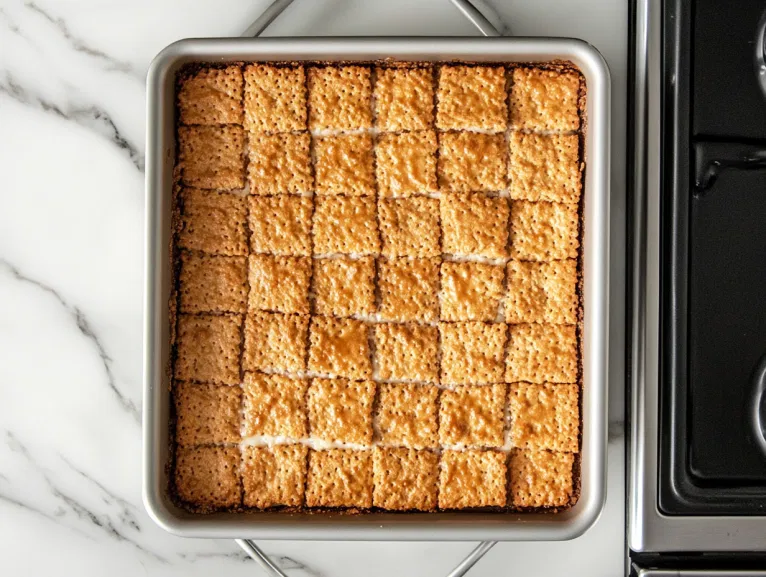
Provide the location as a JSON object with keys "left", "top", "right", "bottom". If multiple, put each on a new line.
{"left": 0, "top": 0, "right": 627, "bottom": 575}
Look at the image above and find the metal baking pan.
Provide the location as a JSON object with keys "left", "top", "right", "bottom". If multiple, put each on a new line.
{"left": 143, "top": 37, "right": 611, "bottom": 541}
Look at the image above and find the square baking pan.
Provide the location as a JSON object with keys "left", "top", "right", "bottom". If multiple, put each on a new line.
{"left": 143, "top": 37, "right": 610, "bottom": 541}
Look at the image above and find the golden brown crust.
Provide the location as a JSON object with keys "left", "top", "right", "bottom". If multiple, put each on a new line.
{"left": 248, "top": 132, "right": 313, "bottom": 194}
{"left": 312, "top": 257, "right": 376, "bottom": 317}
{"left": 314, "top": 134, "right": 375, "bottom": 196}
{"left": 244, "top": 64, "right": 307, "bottom": 132}
{"left": 509, "top": 200, "right": 579, "bottom": 261}
{"left": 374, "top": 67, "right": 434, "bottom": 131}
{"left": 375, "top": 383, "right": 439, "bottom": 448}
{"left": 174, "top": 314, "right": 242, "bottom": 385}
{"left": 243, "top": 312, "right": 309, "bottom": 373}
{"left": 439, "top": 322, "right": 507, "bottom": 385}
{"left": 505, "top": 260, "right": 578, "bottom": 324}
{"left": 178, "top": 253, "right": 247, "bottom": 314}
{"left": 179, "top": 125, "right": 245, "bottom": 189}
{"left": 312, "top": 196, "right": 380, "bottom": 255}
{"left": 378, "top": 197, "right": 440, "bottom": 258}
{"left": 440, "top": 193, "right": 510, "bottom": 259}
{"left": 308, "top": 317, "right": 371, "bottom": 379}
{"left": 375, "top": 131, "right": 438, "bottom": 197}
{"left": 373, "top": 448, "right": 438, "bottom": 510}
{"left": 248, "top": 195, "right": 313, "bottom": 256}
{"left": 177, "top": 188, "right": 247, "bottom": 256}
{"left": 437, "top": 66, "right": 507, "bottom": 131}
{"left": 306, "top": 449, "right": 373, "bottom": 508}
{"left": 374, "top": 323, "right": 439, "bottom": 383}
{"left": 438, "top": 132, "right": 507, "bottom": 192}
{"left": 308, "top": 66, "right": 372, "bottom": 131}
{"left": 510, "top": 68, "right": 580, "bottom": 131}
{"left": 174, "top": 382, "right": 242, "bottom": 445}
{"left": 242, "top": 445, "right": 308, "bottom": 508}
{"left": 178, "top": 189, "right": 248, "bottom": 256}
{"left": 506, "top": 323, "right": 578, "bottom": 384}
{"left": 509, "top": 449, "right": 574, "bottom": 508}
{"left": 308, "top": 378, "right": 375, "bottom": 445}
{"left": 179, "top": 65, "right": 243, "bottom": 125}
{"left": 171, "top": 60, "right": 587, "bottom": 515}
{"left": 509, "top": 383, "right": 579, "bottom": 452}
{"left": 438, "top": 450, "right": 507, "bottom": 508}
{"left": 175, "top": 446, "right": 241, "bottom": 508}
{"left": 248, "top": 255, "right": 312, "bottom": 314}
{"left": 440, "top": 262, "right": 504, "bottom": 322}
{"left": 508, "top": 132, "right": 581, "bottom": 203}
{"left": 378, "top": 258, "right": 440, "bottom": 322}
{"left": 242, "top": 373, "right": 308, "bottom": 437}
{"left": 439, "top": 384, "right": 506, "bottom": 447}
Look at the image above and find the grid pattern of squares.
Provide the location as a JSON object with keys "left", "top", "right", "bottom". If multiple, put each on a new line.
{"left": 172, "top": 62, "right": 584, "bottom": 513}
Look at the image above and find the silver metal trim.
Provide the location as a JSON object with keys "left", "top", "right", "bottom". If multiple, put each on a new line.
{"left": 637, "top": 570, "right": 766, "bottom": 577}
{"left": 143, "top": 37, "right": 610, "bottom": 540}
{"left": 448, "top": 0, "right": 501, "bottom": 37}
{"left": 235, "top": 539, "right": 290, "bottom": 576}
{"left": 241, "top": 0, "right": 296, "bottom": 38}
{"left": 628, "top": 0, "right": 766, "bottom": 553}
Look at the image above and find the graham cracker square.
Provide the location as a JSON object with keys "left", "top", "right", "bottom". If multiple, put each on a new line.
{"left": 312, "top": 257, "right": 376, "bottom": 317}
{"left": 312, "top": 196, "right": 379, "bottom": 255}
{"left": 308, "top": 378, "right": 375, "bottom": 445}
{"left": 438, "top": 132, "right": 507, "bottom": 192}
{"left": 244, "top": 64, "right": 307, "bottom": 132}
{"left": 374, "top": 323, "right": 439, "bottom": 383}
{"left": 509, "top": 200, "right": 579, "bottom": 261}
{"left": 438, "top": 450, "right": 507, "bottom": 509}
{"left": 509, "top": 449, "right": 574, "bottom": 508}
{"left": 378, "top": 258, "right": 440, "bottom": 322}
{"left": 314, "top": 134, "right": 375, "bottom": 196}
{"left": 439, "top": 322, "right": 507, "bottom": 385}
{"left": 440, "top": 262, "right": 504, "bottom": 322}
{"left": 242, "top": 445, "right": 308, "bottom": 508}
{"left": 306, "top": 449, "right": 373, "bottom": 508}
{"left": 375, "top": 383, "right": 439, "bottom": 448}
{"left": 179, "top": 125, "right": 245, "bottom": 189}
{"left": 174, "top": 446, "right": 241, "bottom": 508}
{"left": 506, "top": 323, "right": 577, "bottom": 383}
{"left": 178, "top": 65, "right": 243, "bottom": 125}
{"left": 506, "top": 259, "right": 578, "bottom": 324}
{"left": 509, "top": 383, "right": 579, "bottom": 452}
{"left": 308, "top": 66, "right": 372, "bottom": 131}
{"left": 242, "top": 373, "right": 308, "bottom": 437}
{"left": 439, "top": 384, "right": 506, "bottom": 447}
{"left": 436, "top": 66, "right": 507, "bottom": 131}
{"left": 248, "top": 132, "right": 313, "bottom": 194}
{"left": 373, "top": 448, "right": 439, "bottom": 510}
{"left": 509, "top": 132, "right": 581, "bottom": 203}
{"left": 308, "top": 317, "right": 371, "bottom": 379}
{"left": 243, "top": 312, "right": 309, "bottom": 373}
{"left": 175, "top": 314, "right": 242, "bottom": 385}
{"left": 179, "top": 253, "right": 247, "bottom": 314}
{"left": 249, "top": 195, "right": 313, "bottom": 256}
{"left": 510, "top": 68, "right": 580, "bottom": 131}
{"left": 248, "top": 254, "right": 311, "bottom": 314}
{"left": 378, "top": 197, "right": 440, "bottom": 258}
{"left": 374, "top": 67, "right": 434, "bottom": 132}
{"left": 375, "top": 131, "right": 438, "bottom": 197}
{"left": 440, "top": 193, "right": 510, "bottom": 259}
{"left": 178, "top": 188, "right": 248, "bottom": 256}
{"left": 174, "top": 382, "right": 242, "bottom": 446}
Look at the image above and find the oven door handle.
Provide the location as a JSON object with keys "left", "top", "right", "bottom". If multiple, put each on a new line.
{"left": 751, "top": 354, "right": 766, "bottom": 457}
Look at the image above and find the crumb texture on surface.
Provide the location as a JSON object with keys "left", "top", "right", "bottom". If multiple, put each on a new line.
{"left": 170, "top": 60, "right": 585, "bottom": 513}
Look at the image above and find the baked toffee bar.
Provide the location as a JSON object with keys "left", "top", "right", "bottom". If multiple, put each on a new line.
{"left": 170, "top": 61, "right": 584, "bottom": 513}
